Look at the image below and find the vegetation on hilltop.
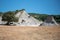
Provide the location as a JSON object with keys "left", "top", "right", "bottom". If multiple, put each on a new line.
{"left": 29, "top": 13, "right": 48, "bottom": 21}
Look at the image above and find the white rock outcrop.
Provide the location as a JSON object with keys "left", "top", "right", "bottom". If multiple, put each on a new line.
{"left": 40, "top": 16, "right": 58, "bottom": 26}
{"left": 15, "top": 10, "right": 42, "bottom": 26}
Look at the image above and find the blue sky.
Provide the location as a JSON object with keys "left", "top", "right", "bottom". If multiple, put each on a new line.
{"left": 0, "top": 0, "right": 60, "bottom": 15}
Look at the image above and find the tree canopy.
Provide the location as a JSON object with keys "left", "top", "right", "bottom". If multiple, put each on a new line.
{"left": 2, "top": 11, "right": 18, "bottom": 25}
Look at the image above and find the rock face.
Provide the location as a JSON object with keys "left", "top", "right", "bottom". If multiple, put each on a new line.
{"left": 40, "top": 16, "right": 58, "bottom": 26}
{"left": 15, "top": 10, "right": 42, "bottom": 26}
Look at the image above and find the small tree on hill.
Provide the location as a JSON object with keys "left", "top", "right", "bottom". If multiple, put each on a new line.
{"left": 2, "top": 11, "right": 18, "bottom": 25}
{"left": 0, "top": 12, "right": 3, "bottom": 16}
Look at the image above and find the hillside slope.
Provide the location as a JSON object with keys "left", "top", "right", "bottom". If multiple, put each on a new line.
{"left": 29, "top": 13, "right": 60, "bottom": 23}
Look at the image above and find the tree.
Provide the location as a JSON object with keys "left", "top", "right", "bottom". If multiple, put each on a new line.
{"left": 21, "top": 9, "right": 25, "bottom": 11}
{"left": 0, "top": 12, "right": 3, "bottom": 16}
{"left": 15, "top": 10, "right": 19, "bottom": 14}
{"left": 2, "top": 11, "right": 18, "bottom": 25}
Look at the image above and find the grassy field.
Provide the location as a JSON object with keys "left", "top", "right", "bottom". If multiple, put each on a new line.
{"left": 0, "top": 26, "right": 60, "bottom": 40}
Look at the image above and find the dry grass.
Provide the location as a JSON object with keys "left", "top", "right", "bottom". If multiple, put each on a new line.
{"left": 0, "top": 26, "right": 60, "bottom": 40}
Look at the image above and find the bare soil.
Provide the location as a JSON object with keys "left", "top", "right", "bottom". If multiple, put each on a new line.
{"left": 0, "top": 26, "right": 60, "bottom": 40}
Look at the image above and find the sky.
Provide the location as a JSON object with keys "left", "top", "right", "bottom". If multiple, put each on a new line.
{"left": 0, "top": 0, "right": 60, "bottom": 15}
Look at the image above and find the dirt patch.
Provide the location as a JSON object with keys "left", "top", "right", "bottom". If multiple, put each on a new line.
{"left": 0, "top": 26, "right": 60, "bottom": 40}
